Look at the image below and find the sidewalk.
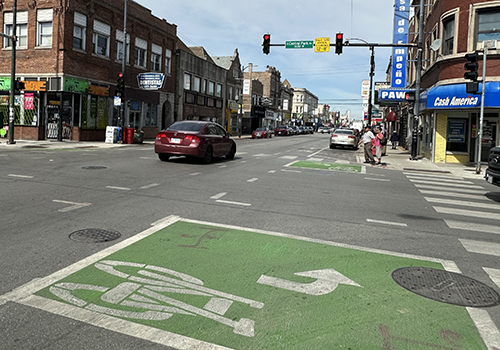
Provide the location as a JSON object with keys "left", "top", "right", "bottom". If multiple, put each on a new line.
{"left": 0, "top": 137, "right": 487, "bottom": 180}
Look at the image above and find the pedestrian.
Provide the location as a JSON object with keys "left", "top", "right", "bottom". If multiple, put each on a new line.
{"left": 373, "top": 128, "right": 384, "bottom": 165}
{"left": 390, "top": 130, "right": 399, "bottom": 149}
{"left": 359, "top": 125, "right": 375, "bottom": 164}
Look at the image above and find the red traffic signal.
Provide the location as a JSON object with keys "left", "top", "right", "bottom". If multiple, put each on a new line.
{"left": 335, "top": 33, "right": 343, "bottom": 55}
{"left": 117, "top": 73, "right": 124, "bottom": 94}
{"left": 405, "top": 90, "right": 415, "bottom": 102}
{"left": 262, "top": 34, "right": 271, "bottom": 55}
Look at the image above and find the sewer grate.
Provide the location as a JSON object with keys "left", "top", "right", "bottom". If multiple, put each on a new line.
{"left": 69, "top": 228, "right": 121, "bottom": 243}
{"left": 82, "top": 166, "right": 107, "bottom": 170}
{"left": 391, "top": 266, "right": 500, "bottom": 307}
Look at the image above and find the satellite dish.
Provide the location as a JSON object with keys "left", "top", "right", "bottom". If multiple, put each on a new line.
{"left": 430, "top": 39, "right": 442, "bottom": 52}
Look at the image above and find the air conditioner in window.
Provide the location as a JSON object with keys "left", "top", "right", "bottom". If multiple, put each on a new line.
{"left": 482, "top": 40, "right": 498, "bottom": 50}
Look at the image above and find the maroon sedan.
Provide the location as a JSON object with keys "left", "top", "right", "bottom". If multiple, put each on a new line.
{"left": 252, "top": 127, "right": 273, "bottom": 139}
{"left": 155, "top": 121, "right": 236, "bottom": 163}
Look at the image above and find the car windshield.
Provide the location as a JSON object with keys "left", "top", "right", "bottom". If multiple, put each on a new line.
{"left": 255, "top": 128, "right": 266, "bottom": 131}
{"left": 167, "top": 122, "right": 204, "bottom": 132}
{"left": 333, "top": 130, "right": 354, "bottom": 135}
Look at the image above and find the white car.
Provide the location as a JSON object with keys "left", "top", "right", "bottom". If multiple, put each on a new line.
{"left": 318, "top": 127, "right": 331, "bottom": 134}
{"left": 329, "top": 129, "right": 358, "bottom": 149}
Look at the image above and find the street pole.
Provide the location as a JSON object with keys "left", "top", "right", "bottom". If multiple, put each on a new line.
{"left": 475, "top": 48, "right": 487, "bottom": 174}
{"left": 119, "top": 0, "right": 127, "bottom": 142}
{"left": 410, "top": 0, "right": 425, "bottom": 160}
{"left": 8, "top": 0, "right": 17, "bottom": 144}
{"left": 367, "top": 46, "right": 375, "bottom": 126}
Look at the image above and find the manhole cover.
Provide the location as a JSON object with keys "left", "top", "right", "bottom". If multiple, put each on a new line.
{"left": 392, "top": 267, "right": 500, "bottom": 307}
{"left": 82, "top": 166, "right": 107, "bottom": 170}
{"left": 69, "top": 229, "right": 121, "bottom": 243}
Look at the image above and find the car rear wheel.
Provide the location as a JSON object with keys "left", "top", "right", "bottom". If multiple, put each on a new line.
{"left": 226, "top": 143, "right": 236, "bottom": 160}
{"left": 202, "top": 146, "right": 213, "bottom": 164}
{"left": 158, "top": 153, "right": 170, "bottom": 161}
{"left": 329, "top": 144, "right": 334, "bottom": 149}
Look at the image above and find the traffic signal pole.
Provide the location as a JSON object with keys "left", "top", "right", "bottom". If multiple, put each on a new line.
{"left": 8, "top": 0, "right": 17, "bottom": 144}
{"left": 475, "top": 48, "right": 487, "bottom": 174}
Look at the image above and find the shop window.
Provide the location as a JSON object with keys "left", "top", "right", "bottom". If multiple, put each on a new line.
{"left": 82, "top": 95, "right": 108, "bottom": 130}
{"left": 73, "top": 12, "right": 86, "bottom": 51}
{"left": 477, "top": 8, "right": 500, "bottom": 42}
{"left": 37, "top": 9, "right": 53, "bottom": 47}
{"left": 446, "top": 119, "right": 468, "bottom": 153}
{"left": 144, "top": 103, "right": 157, "bottom": 127}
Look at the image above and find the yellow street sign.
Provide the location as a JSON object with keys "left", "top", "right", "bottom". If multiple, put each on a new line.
{"left": 315, "top": 37, "right": 330, "bottom": 53}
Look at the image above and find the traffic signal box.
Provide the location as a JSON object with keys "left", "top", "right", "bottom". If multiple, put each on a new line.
{"left": 116, "top": 73, "right": 124, "bottom": 96}
{"left": 263, "top": 34, "right": 271, "bottom": 55}
{"left": 335, "top": 33, "right": 343, "bottom": 55}
{"left": 464, "top": 52, "right": 479, "bottom": 94}
{"left": 405, "top": 90, "right": 415, "bottom": 102}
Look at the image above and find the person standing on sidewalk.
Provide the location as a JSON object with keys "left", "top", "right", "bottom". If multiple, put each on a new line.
{"left": 359, "top": 125, "right": 375, "bottom": 164}
{"left": 390, "top": 131, "right": 399, "bottom": 149}
{"left": 373, "top": 128, "right": 385, "bottom": 165}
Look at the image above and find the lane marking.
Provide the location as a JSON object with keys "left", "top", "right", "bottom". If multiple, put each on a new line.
{"left": 418, "top": 190, "right": 489, "bottom": 201}
{"left": 247, "top": 178, "right": 258, "bottom": 183}
{"left": 254, "top": 154, "right": 272, "bottom": 157}
{"left": 366, "top": 219, "right": 407, "bottom": 227}
{"left": 434, "top": 206, "right": 500, "bottom": 220}
{"left": 446, "top": 220, "right": 500, "bottom": 235}
{"left": 190, "top": 172, "right": 201, "bottom": 176}
{"left": 53, "top": 200, "right": 91, "bottom": 212}
{"left": 268, "top": 170, "right": 277, "bottom": 174}
{"left": 409, "top": 179, "right": 484, "bottom": 189}
{"left": 215, "top": 199, "right": 252, "bottom": 207}
{"left": 140, "top": 183, "right": 160, "bottom": 190}
{"left": 219, "top": 165, "right": 227, "bottom": 168}
{"left": 403, "top": 172, "right": 463, "bottom": 180}
{"left": 406, "top": 175, "right": 473, "bottom": 184}
{"left": 8, "top": 174, "right": 34, "bottom": 179}
{"left": 308, "top": 158, "right": 324, "bottom": 162}
{"left": 483, "top": 267, "right": 500, "bottom": 288}
{"left": 210, "top": 192, "right": 227, "bottom": 200}
{"left": 425, "top": 197, "right": 500, "bottom": 210}
{"left": 365, "top": 178, "right": 391, "bottom": 182}
{"left": 459, "top": 239, "right": 500, "bottom": 257}
{"left": 140, "top": 157, "right": 157, "bottom": 160}
{"left": 414, "top": 184, "right": 487, "bottom": 195}
{"left": 281, "top": 169, "right": 301, "bottom": 173}
{"left": 106, "top": 186, "right": 132, "bottom": 191}
{"left": 308, "top": 147, "right": 329, "bottom": 158}
{"left": 280, "top": 156, "right": 298, "bottom": 160}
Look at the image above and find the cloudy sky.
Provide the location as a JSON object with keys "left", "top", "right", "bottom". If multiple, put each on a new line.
{"left": 136, "top": 0, "right": 399, "bottom": 120}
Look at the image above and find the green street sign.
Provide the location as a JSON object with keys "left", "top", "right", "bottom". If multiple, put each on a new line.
{"left": 285, "top": 40, "right": 314, "bottom": 49}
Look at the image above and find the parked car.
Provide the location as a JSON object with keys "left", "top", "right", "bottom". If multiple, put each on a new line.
{"left": 307, "top": 126, "right": 314, "bottom": 134}
{"left": 275, "top": 125, "right": 292, "bottom": 136}
{"left": 290, "top": 126, "right": 300, "bottom": 135}
{"left": 318, "top": 127, "right": 331, "bottom": 134}
{"left": 252, "top": 127, "right": 273, "bottom": 139}
{"left": 155, "top": 121, "right": 236, "bottom": 164}
{"left": 329, "top": 128, "right": 358, "bottom": 149}
{"left": 485, "top": 146, "right": 500, "bottom": 186}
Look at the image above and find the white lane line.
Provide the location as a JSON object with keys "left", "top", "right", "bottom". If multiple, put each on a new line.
{"left": 403, "top": 172, "right": 463, "bottom": 180}
{"left": 219, "top": 165, "right": 227, "bottom": 168}
{"left": 308, "top": 158, "right": 324, "bottom": 162}
{"left": 281, "top": 169, "right": 302, "bottom": 173}
{"left": 280, "top": 155, "right": 298, "bottom": 160}
{"left": 308, "top": 147, "right": 329, "bottom": 158}
{"left": 106, "top": 186, "right": 131, "bottom": 191}
{"left": 483, "top": 267, "right": 500, "bottom": 288}
{"left": 366, "top": 219, "right": 407, "bottom": 227}
{"left": 434, "top": 206, "right": 500, "bottom": 220}
{"left": 414, "top": 184, "right": 487, "bottom": 195}
{"left": 459, "top": 239, "right": 500, "bottom": 257}
{"left": 247, "top": 178, "right": 258, "bottom": 183}
{"left": 409, "top": 179, "right": 484, "bottom": 189}
{"left": 140, "top": 183, "right": 160, "bottom": 190}
{"left": 189, "top": 172, "right": 201, "bottom": 176}
{"left": 418, "top": 190, "right": 489, "bottom": 201}
{"left": 139, "top": 157, "right": 157, "bottom": 160}
{"left": 268, "top": 170, "right": 277, "bottom": 173}
{"left": 210, "top": 192, "right": 227, "bottom": 200}
{"left": 365, "top": 178, "right": 391, "bottom": 182}
{"left": 8, "top": 174, "right": 34, "bottom": 179}
{"left": 254, "top": 153, "right": 272, "bottom": 157}
{"left": 425, "top": 197, "right": 500, "bottom": 210}
{"left": 215, "top": 199, "right": 251, "bottom": 207}
{"left": 445, "top": 220, "right": 500, "bottom": 235}
{"left": 406, "top": 175, "right": 472, "bottom": 184}
{"left": 53, "top": 200, "right": 91, "bottom": 212}
{"left": 237, "top": 152, "right": 248, "bottom": 155}
{"left": 335, "top": 160, "right": 351, "bottom": 164}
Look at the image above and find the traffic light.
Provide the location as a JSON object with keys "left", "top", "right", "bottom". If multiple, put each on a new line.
{"left": 262, "top": 34, "right": 271, "bottom": 55}
{"left": 464, "top": 52, "right": 479, "bottom": 82}
{"left": 405, "top": 90, "right": 415, "bottom": 102}
{"left": 116, "top": 72, "right": 124, "bottom": 96}
{"left": 335, "top": 33, "right": 343, "bottom": 55}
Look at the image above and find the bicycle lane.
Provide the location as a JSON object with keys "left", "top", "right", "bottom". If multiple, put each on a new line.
{"left": 2, "top": 216, "right": 498, "bottom": 350}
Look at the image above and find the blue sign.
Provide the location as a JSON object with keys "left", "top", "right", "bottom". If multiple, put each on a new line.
{"left": 137, "top": 73, "right": 165, "bottom": 90}
{"left": 379, "top": 89, "right": 409, "bottom": 101}
{"left": 391, "top": 0, "right": 409, "bottom": 88}
{"left": 420, "top": 82, "right": 500, "bottom": 110}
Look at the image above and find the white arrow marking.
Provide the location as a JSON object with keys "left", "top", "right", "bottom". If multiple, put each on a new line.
{"left": 257, "top": 269, "right": 361, "bottom": 295}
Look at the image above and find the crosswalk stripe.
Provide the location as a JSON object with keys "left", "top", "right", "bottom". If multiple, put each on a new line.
{"left": 483, "top": 267, "right": 500, "bottom": 288}
{"left": 403, "top": 172, "right": 463, "bottom": 180}
{"left": 425, "top": 197, "right": 500, "bottom": 210}
{"left": 434, "top": 206, "right": 500, "bottom": 220}
{"left": 409, "top": 179, "right": 484, "bottom": 189}
{"left": 459, "top": 239, "right": 500, "bottom": 257}
{"left": 418, "top": 190, "right": 489, "bottom": 200}
{"left": 414, "top": 184, "right": 488, "bottom": 194}
{"left": 280, "top": 155, "right": 298, "bottom": 160}
{"left": 445, "top": 220, "right": 500, "bottom": 235}
{"left": 406, "top": 175, "right": 472, "bottom": 184}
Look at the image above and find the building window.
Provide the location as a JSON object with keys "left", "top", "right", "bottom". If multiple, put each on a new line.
{"left": 134, "top": 37, "right": 147, "bottom": 68}
{"left": 151, "top": 44, "right": 162, "bottom": 72}
{"left": 115, "top": 30, "right": 130, "bottom": 62}
{"left": 92, "top": 20, "right": 110, "bottom": 57}
{"left": 3, "top": 11, "right": 28, "bottom": 49}
{"left": 477, "top": 9, "right": 500, "bottom": 42}
{"left": 184, "top": 73, "right": 191, "bottom": 90}
{"left": 37, "top": 9, "right": 53, "bottom": 47}
{"left": 193, "top": 76, "right": 201, "bottom": 92}
{"left": 73, "top": 12, "right": 86, "bottom": 50}
{"left": 208, "top": 82, "right": 215, "bottom": 95}
{"left": 442, "top": 16, "right": 454, "bottom": 55}
{"left": 165, "top": 49, "right": 172, "bottom": 75}
{"left": 216, "top": 84, "right": 222, "bottom": 98}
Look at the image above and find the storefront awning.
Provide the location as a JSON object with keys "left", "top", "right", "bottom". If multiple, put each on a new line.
{"left": 420, "top": 82, "right": 500, "bottom": 111}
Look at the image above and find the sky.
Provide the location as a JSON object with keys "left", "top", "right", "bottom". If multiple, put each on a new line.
{"left": 136, "top": 0, "right": 399, "bottom": 120}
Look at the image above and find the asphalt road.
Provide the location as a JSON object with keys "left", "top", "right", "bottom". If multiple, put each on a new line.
{"left": 1, "top": 133, "right": 499, "bottom": 349}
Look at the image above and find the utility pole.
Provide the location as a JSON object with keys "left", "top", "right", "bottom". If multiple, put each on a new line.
{"left": 410, "top": 0, "right": 425, "bottom": 160}
{"left": 119, "top": 0, "right": 128, "bottom": 142}
{"left": 367, "top": 46, "right": 375, "bottom": 126}
{"left": 8, "top": 0, "right": 17, "bottom": 144}
{"left": 475, "top": 48, "right": 488, "bottom": 174}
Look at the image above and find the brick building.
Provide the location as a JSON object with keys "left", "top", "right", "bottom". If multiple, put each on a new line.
{"left": 0, "top": 0, "right": 186, "bottom": 141}
{"left": 407, "top": 0, "right": 500, "bottom": 164}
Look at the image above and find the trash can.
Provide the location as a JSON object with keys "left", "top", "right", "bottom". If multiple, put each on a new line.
{"left": 123, "top": 127, "right": 134, "bottom": 144}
